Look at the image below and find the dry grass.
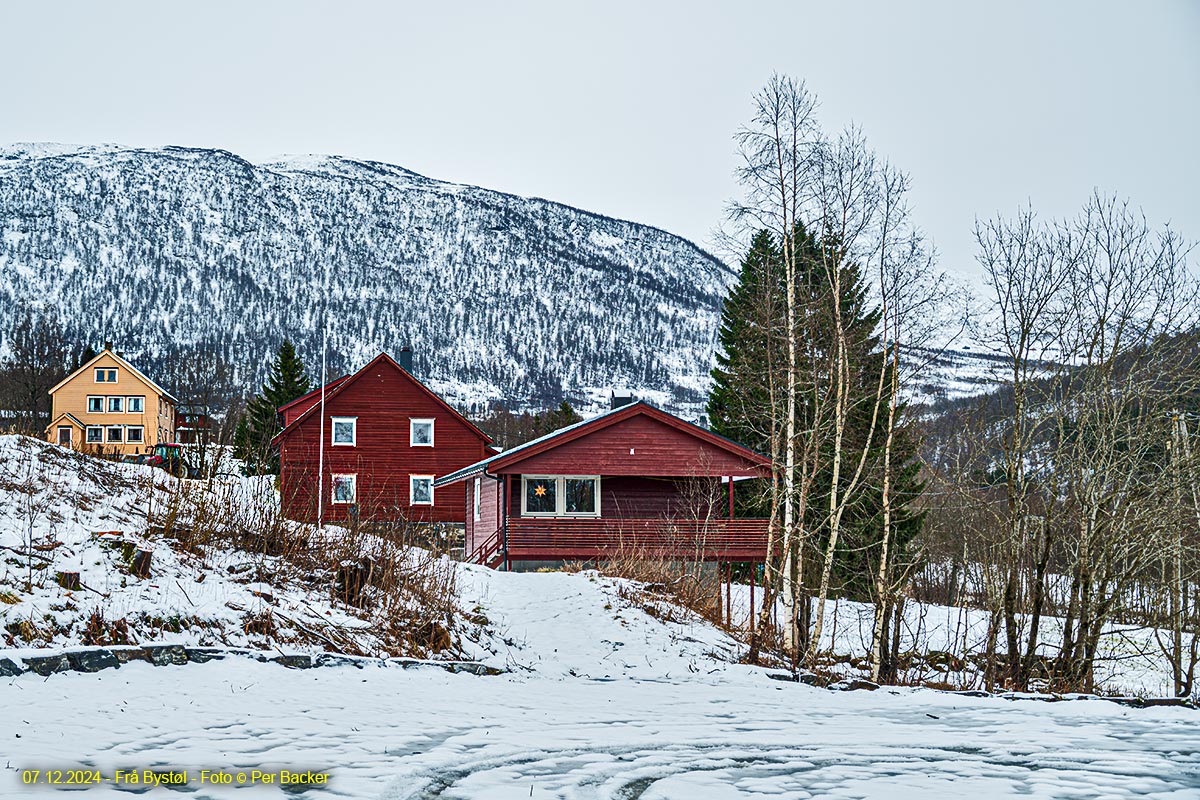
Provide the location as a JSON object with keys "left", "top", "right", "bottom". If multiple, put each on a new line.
{"left": 593, "top": 534, "right": 724, "bottom": 628}
{"left": 121, "top": 474, "right": 470, "bottom": 659}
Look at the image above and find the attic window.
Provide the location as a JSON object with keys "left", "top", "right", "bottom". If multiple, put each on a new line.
{"left": 331, "top": 417, "right": 357, "bottom": 446}
{"left": 94, "top": 368, "right": 117, "bottom": 383}
{"left": 410, "top": 418, "right": 434, "bottom": 447}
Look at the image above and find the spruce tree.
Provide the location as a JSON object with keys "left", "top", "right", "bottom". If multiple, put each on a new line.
{"left": 235, "top": 340, "right": 311, "bottom": 474}
{"left": 708, "top": 230, "right": 783, "bottom": 459}
{"left": 707, "top": 227, "right": 924, "bottom": 600}
{"left": 536, "top": 400, "right": 583, "bottom": 437}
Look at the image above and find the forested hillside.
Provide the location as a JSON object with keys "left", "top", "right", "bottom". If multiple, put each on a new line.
{"left": 0, "top": 144, "right": 733, "bottom": 414}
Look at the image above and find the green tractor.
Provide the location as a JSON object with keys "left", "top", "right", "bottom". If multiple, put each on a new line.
{"left": 145, "top": 443, "right": 200, "bottom": 479}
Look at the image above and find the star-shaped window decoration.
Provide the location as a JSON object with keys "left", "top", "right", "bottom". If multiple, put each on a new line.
{"left": 534, "top": 484, "right": 548, "bottom": 497}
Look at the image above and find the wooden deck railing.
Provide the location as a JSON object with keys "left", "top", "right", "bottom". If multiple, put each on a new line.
{"left": 501, "top": 516, "right": 769, "bottom": 562}
{"left": 466, "top": 529, "right": 504, "bottom": 568}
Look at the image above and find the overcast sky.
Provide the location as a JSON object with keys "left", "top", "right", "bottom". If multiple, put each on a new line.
{"left": 2, "top": 1, "right": 1197, "bottom": 283}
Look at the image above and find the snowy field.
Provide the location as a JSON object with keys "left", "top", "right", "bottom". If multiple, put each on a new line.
{"left": 5, "top": 566, "right": 1200, "bottom": 799}
{"left": 6, "top": 628, "right": 1200, "bottom": 799}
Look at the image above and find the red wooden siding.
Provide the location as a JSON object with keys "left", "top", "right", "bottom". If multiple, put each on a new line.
{"left": 600, "top": 476, "right": 722, "bottom": 518}
{"left": 443, "top": 403, "right": 771, "bottom": 566}
{"left": 501, "top": 414, "right": 762, "bottom": 477}
{"left": 280, "top": 377, "right": 350, "bottom": 427}
{"left": 278, "top": 357, "right": 490, "bottom": 525}
{"left": 465, "top": 475, "right": 501, "bottom": 555}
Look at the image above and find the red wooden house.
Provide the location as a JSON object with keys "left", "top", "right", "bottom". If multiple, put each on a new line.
{"left": 274, "top": 352, "right": 493, "bottom": 525}
{"left": 435, "top": 401, "right": 771, "bottom": 570}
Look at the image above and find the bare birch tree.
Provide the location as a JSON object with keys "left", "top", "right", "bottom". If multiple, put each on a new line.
{"left": 731, "top": 76, "right": 941, "bottom": 668}
{"left": 730, "top": 74, "right": 822, "bottom": 655}
{"left": 866, "top": 165, "right": 959, "bottom": 681}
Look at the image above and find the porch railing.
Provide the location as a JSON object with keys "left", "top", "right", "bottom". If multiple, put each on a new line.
{"left": 502, "top": 516, "right": 769, "bottom": 562}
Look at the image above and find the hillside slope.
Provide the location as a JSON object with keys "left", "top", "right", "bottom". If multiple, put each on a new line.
{"left": 0, "top": 144, "right": 733, "bottom": 414}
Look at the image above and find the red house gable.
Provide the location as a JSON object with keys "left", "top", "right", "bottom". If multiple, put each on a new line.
{"left": 276, "top": 353, "right": 492, "bottom": 525}
{"left": 503, "top": 412, "right": 765, "bottom": 477}
{"left": 441, "top": 402, "right": 768, "bottom": 483}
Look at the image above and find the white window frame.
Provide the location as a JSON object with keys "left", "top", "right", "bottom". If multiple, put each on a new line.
{"left": 331, "top": 473, "right": 357, "bottom": 505}
{"left": 57, "top": 426, "right": 73, "bottom": 446}
{"left": 86, "top": 426, "right": 103, "bottom": 444}
{"left": 331, "top": 416, "right": 358, "bottom": 447}
{"left": 105, "top": 425, "right": 124, "bottom": 443}
{"left": 409, "top": 418, "right": 435, "bottom": 447}
{"left": 126, "top": 426, "right": 144, "bottom": 444}
{"left": 521, "top": 475, "right": 559, "bottom": 517}
{"left": 473, "top": 477, "right": 481, "bottom": 521}
{"left": 94, "top": 368, "right": 117, "bottom": 383}
{"left": 521, "top": 475, "right": 601, "bottom": 517}
{"left": 127, "top": 396, "right": 145, "bottom": 413}
{"left": 86, "top": 396, "right": 103, "bottom": 413}
{"left": 409, "top": 474, "right": 435, "bottom": 506}
{"left": 108, "top": 396, "right": 125, "bottom": 413}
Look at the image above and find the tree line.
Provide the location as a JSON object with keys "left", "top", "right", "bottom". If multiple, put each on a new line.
{"left": 710, "top": 74, "right": 1199, "bottom": 696}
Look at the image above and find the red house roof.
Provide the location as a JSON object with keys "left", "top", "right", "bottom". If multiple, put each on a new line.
{"left": 272, "top": 352, "right": 492, "bottom": 445}
{"left": 435, "top": 401, "right": 768, "bottom": 486}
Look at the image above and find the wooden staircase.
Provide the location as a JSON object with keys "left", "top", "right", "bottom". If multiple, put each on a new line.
{"left": 465, "top": 530, "right": 504, "bottom": 569}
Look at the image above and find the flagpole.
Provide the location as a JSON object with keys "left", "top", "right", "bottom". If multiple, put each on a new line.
{"left": 316, "top": 261, "right": 329, "bottom": 531}
{"left": 316, "top": 320, "right": 327, "bottom": 531}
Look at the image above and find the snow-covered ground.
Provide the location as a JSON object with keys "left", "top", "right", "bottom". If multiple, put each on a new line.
{"left": 0, "top": 435, "right": 400, "bottom": 655}
{"left": 5, "top": 436, "right": 1200, "bottom": 798}
{"left": 5, "top": 613, "right": 1199, "bottom": 798}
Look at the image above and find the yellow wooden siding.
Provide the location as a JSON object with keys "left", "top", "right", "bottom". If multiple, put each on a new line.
{"left": 46, "top": 352, "right": 177, "bottom": 455}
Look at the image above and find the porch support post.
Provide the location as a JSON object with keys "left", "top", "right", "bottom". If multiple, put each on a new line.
{"left": 727, "top": 477, "right": 734, "bottom": 520}
{"left": 725, "top": 562, "right": 732, "bottom": 627}
{"left": 749, "top": 562, "right": 756, "bottom": 634}
{"left": 503, "top": 474, "right": 511, "bottom": 572}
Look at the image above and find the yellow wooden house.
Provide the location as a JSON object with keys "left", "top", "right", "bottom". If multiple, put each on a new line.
{"left": 45, "top": 346, "right": 177, "bottom": 455}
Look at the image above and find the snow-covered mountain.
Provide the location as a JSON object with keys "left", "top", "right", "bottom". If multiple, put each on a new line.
{"left": 905, "top": 345, "right": 1011, "bottom": 408}
{"left": 0, "top": 143, "right": 733, "bottom": 414}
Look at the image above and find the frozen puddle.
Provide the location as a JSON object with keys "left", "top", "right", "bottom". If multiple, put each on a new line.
{"left": 4, "top": 660, "right": 1198, "bottom": 799}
